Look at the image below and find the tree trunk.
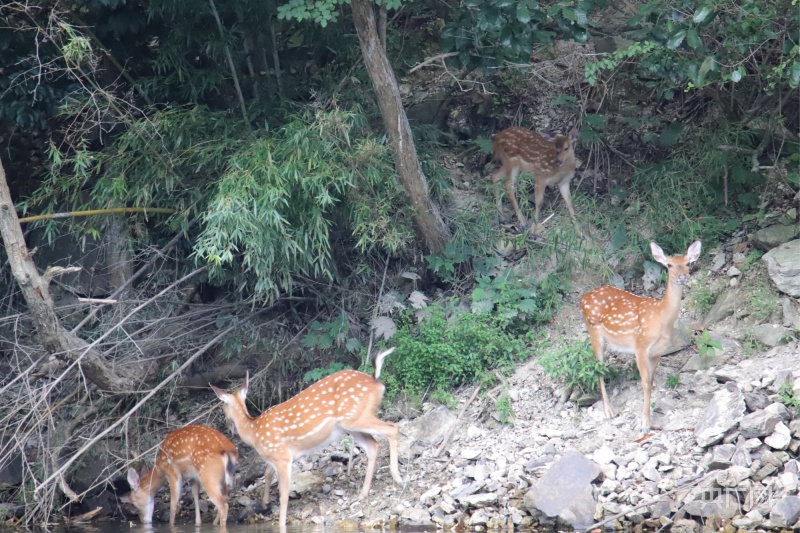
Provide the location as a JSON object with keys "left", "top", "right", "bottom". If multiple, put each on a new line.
{"left": 350, "top": 0, "right": 451, "bottom": 254}
{"left": 0, "top": 158, "right": 135, "bottom": 393}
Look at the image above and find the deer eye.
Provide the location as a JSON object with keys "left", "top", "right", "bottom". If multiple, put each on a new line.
{"left": 667, "top": 263, "right": 673, "bottom": 268}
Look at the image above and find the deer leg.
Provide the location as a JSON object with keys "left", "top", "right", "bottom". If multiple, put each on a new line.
{"left": 505, "top": 167, "right": 527, "bottom": 227}
{"left": 557, "top": 174, "right": 577, "bottom": 218}
{"left": 167, "top": 473, "right": 182, "bottom": 526}
{"left": 588, "top": 329, "right": 613, "bottom": 418}
{"left": 275, "top": 457, "right": 292, "bottom": 533}
{"left": 204, "top": 473, "right": 229, "bottom": 527}
{"left": 191, "top": 479, "right": 202, "bottom": 525}
{"left": 262, "top": 464, "right": 274, "bottom": 506}
{"left": 533, "top": 177, "right": 546, "bottom": 231}
{"left": 490, "top": 167, "right": 506, "bottom": 222}
{"left": 350, "top": 432, "right": 379, "bottom": 498}
{"left": 343, "top": 417, "right": 402, "bottom": 485}
{"left": 637, "top": 350, "right": 653, "bottom": 432}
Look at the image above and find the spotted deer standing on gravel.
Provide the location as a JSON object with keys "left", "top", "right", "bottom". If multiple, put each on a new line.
{"left": 490, "top": 125, "right": 580, "bottom": 230}
{"left": 580, "top": 240, "right": 702, "bottom": 434}
{"left": 211, "top": 347, "right": 402, "bottom": 532}
{"left": 127, "top": 424, "right": 239, "bottom": 526}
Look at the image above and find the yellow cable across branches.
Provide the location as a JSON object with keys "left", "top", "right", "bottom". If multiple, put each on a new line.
{"left": 18, "top": 207, "right": 177, "bottom": 223}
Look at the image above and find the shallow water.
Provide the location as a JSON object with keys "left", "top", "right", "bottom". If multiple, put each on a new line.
{"left": 4, "top": 525, "right": 353, "bottom": 533}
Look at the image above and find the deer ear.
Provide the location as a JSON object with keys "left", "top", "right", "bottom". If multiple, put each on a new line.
{"left": 650, "top": 242, "right": 668, "bottom": 266}
{"left": 568, "top": 127, "right": 579, "bottom": 141}
{"left": 127, "top": 468, "right": 140, "bottom": 490}
{"left": 210, "top": 384, "right": 231, "bottom": 403}
{"left": 240, "top": 371, "right": 249, "bottom": 397}
{"left": 686, "top": 240, "right": 702, "bottom": 263}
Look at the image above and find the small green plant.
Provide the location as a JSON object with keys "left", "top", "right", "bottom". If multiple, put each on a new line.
{"left": 431, "top": 388, "right": 458, "bottom": 409}
{"left": 689, "top": 273, "right": 715, "bottom": 315}
{"left": 778, "top": 382, "right": 800, "bottom": 411}
{"left": 303, "top": 362, "right": 349, "bottom": 382}
{"left": 495, "top": 393, "right": 514, "bottom": 424}
{"left": 747, "top": 279, "right": 778, "bottom": 321}
{"left": 666, "top": 373, "right": 680, "bottom": 389}
{"left": 740, "top": 250, "right": 764, "bottom": 272}
{"left": 539, "top": 339, "right": 610, "bottom": 394}
{"left": 695, "top": 331, "right": 723, "bottom": 359}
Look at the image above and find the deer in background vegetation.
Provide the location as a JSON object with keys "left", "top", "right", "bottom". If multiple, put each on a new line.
{"left": 126, "top": 425, "right": 238, "bottom": 526}
{"left": 580, "top": 241, "right": 702, "bottom": 434}
{"left": 490, "top": 125, "right": 580, "bottom": 231}
{"left": 211, "top": 347, "right": 402, "bottom": 532}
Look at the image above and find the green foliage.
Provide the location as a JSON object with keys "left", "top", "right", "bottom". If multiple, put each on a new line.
{"left": 694, "top": 331, "right": 723, "bottom": 359}
{"left": 381, "top": 299, "right": 528, "bottom": 398}
{"left": 495, "top": 393, "right": 514, "bottom": 424}
{"left": 666, "top": 373, "right": 680, "bottom": 389}
{"left": 190, "top": 108, "right": 412, "bottom": 299}
{"left": 689, "top": 273, "right": 715, "bottom": 315}
{"left": 586, "top": 0, "right": 799, "bottom": 100}
{"left": 425, "top": 241, "right": 474, "bottom": 284}
{"left": 778, "top": 382, "right": 800, "bottom": 412}
{"left": 440, "top": 0, "right": 605, "bottom": 71}
{"left": 303, "top": 361, "right": 350, "bottom": 382}
{"left": 538, "top": 339, "right": 609, "bottom": 393}
{"left": 383, "top": 270, "right": 564, "bottom": 396}
{"left": 431, "top": 388, "right": 458, "bottom": 409}
{"left": 303, "top": 312, "right": 363, "bottom": 355}
{"left": 30, "top": 106, "right": 413, "bottom": 301}
{"left": 471, "top": 268, "right": 566, "bottom": 334}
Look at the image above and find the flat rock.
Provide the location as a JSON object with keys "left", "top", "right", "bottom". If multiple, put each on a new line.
{"left": 716, "top": 465, "right": 751, "bottom": 487}
{"left": 762, "top": 240, "right": 800, "bottom": 297}
{"left": 765, "top": 422, "right": 792, "bottom": 450}
{"left": 753, "top": 324, "right": 787, "bottom": 347}
{"left": 458, "top": 493, "right": 498, "bottom": 507}
{"left": 751, "top": 224, "right": 800, "bottom": 251}
{"left": 399, "top": 507, "right": 432, "bottom": 526}
{"left": 398, "top": 405, "right": 459, "bottom": 460}
{"left": 740, "top": 408, "right": 781, "bottom": 439}
{"left": 702, "top": 289, "right": 739, "bottom": 328}
{"left": 694, "top": 384, "right": 746, "bottom": 447}
{"left": 769, "top": 496, "right": 800, "bottom": 527}
{"left": 523, "top": 450, "right": 601, "bottom": 529}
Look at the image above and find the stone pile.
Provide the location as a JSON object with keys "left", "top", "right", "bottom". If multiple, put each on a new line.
{"left": 238, "top": 346, "right": 799, "bottom": 532}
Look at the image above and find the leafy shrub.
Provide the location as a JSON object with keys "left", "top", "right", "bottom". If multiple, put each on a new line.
{"left": 380, "top": 269, "right": 565, "bottom": 399}
{"left": 303, "top": 362, "right": 350, "bottom": 382}
{"left": 381, "top": 302, "right": 525, "bottom": 398}
{"left": 538, "top": 339, "right": 609, "bottom": 394}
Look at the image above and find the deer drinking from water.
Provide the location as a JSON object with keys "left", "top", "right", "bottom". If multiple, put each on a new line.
{"left": 490, "top": 125, "right": 580, "bottom": 230}
{"left": 210, "top": 347, "right": 402, "bottom": 532}
{"left": 126, "top": 424, "right": 238, "bottom": 526}
{"left": 580, "top": 241, "right": 702, "bottom": 433}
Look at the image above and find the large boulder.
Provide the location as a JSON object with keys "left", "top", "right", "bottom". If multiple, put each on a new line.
{"left": 751, "top": 224, "right": 800, "bottom": 251}
{"left": 694, "top": 383, "right": 746, "bottom": 447}
{"left": 397, "top": 405, "right": 459, "bottom": 461}
{"left": 762, "top": 240, "right": 800, "bottom": 296}
{"left": 523, "top": 451, "right": 601, "bottom": 529}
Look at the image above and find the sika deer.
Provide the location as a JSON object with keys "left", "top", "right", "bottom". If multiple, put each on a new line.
{"left": 126, "top": 425, "right": 238, "bottom": 526}
{"left": 580, "top": 241, "right": 702, "bottom": 433}
{"left": 490, "top": 125, "right": 580, "bottom": 229}
{"left": 211, "top": 347, "right": 402, "bottom": 532}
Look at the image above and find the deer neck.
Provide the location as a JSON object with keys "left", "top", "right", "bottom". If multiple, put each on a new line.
{"left": 231, "top": 403, "right": 262, "bottom": 448}
{"left": 657, "top": 276, "right": 685, "bottom": 327}
{"left": 139, "top": 465, "right": 165, "bottom": 498}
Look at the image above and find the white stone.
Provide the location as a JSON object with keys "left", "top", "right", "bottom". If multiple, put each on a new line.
{"left": 765, "top": 422, "right": 792, "bottom": 450}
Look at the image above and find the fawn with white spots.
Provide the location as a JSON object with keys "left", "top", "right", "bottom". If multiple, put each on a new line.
{"left": 211, "top": 347, "right": 402, "bottom": 531}
{"left": 490, "top": 125, "right": 580, "bottom": 229}
{"left": 126, "top": 425, "right": 238, "bottom": 526}
{"left": 580, "top": 241, "right": 702, "bottom": 433}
